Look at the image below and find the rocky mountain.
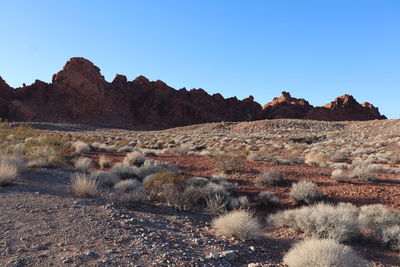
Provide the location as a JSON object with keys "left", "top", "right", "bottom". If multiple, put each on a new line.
{"left": 263, "top": 91, "right": 387, "bottom": 122}
{"left": 0, "top": 57, "right": 386, "bottom": 129}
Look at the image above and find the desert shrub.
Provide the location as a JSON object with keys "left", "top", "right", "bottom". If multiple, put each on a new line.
{"left": 210, "top": 174, "right": 237, "bottom": 191}
{"left": 256, "top": 170, "right": 284, "bottom": 186}
{"left": 330, "top": 169, "right": 350, "bottom": 183}
{"left": 158, "top": 183, "right": 181, "bottom": 206}
{"left": 123, "top": 151, "right": 145, "bottom": 167}
{"left": 256, "top": 191, "right": 281, "bottom": 207}
{"left": 111, "top": 180, "right": 147, "bottom": 207}
{"left": 90, "top": 142, "right": 101, "bottom": 150}
{"left": 247, "top": 151, "right": 275, "bottom": 162}
{"left": 5, "top": 143, "right": 25, "bottom": 155}
{"left": 392, "top": 154, "right": 400, "bottom": 164}
{"left": 98, "top": 155, "right": 111, "bottom": 169}
{"left": 272, "top": 156, "right": 305, "bottom": 165}
{"left": 0, "top": 155, "right": 25, "bottom": 172}
{"left": 177, "top": 143, "right": 191, "bottom": 155}
{"left": 143, "top": 171, "right": 184, "bottom": 193}
{"left": 268, "top": 202, "right": 360, "bottom": 242}
{"left": 216, "top": 153, "right": 245, "bottom": 174}
{"left": 73, "top": 141, "right": 91, "bottom": 153}
{"left": 158, "top": 183, "right": 205, "bottom": 211}
{"left": 161, "top": 146, "right": 179, "bottom": 155}
{"left": 337, "top": 202, "right": 359, "bottom": 217}
{"left": 71, "top": 173, "right": 98, "bottom": 197}
{"left": 358, "top": 204, "right": 400, "bottom": 249}
{"left": 74, "top": 157, "right": 93, "bottom": 173}
{"left": 305, "top": 151, "right": 330, "bottom": 167}
{"left": 110, "top": 163, "right": 139, "bottom": 179}
{"left": 227, "top": 195, "right": 249, "bottom": 210}
{"left": 351, "top": 167, "right": 379, "bottom": 181}
{"left": 90, "top": 171, "right": 119, "bottom": 187}
{"left": 290, "top": 181, "right": 323, "bottom": 205}
{"left": 142, "top": 149, "right": 157, "bottom": 156}
{"left": 111, "top": 191, "right": 147, "bottom": 207}
{"left": 98, "top": 144, "right": 117, "bottom": 152}
{"left": 0, "top": 158, "right": 20, "bottom": 186}
{"left": 138, "top": 160, "right": 178, "bottom": 179}
{"left": 329, "top": 162, "right": 349, "bottom": 169}
{"left": 0, "top": 124, "right": 40, "bottom": 144}
{"left": 184, "top": 176, "right": 237, "bottom": 213}
{"left": 23, "top": 135, "right": 68, "bottom": 167}
{"left": 117, "top": 145, "right": 134, "bottom": 152}
{"left": 330, "top": 151, "right": 348, "bottom": 163}
{"left": 358, "top": 204, "right": 399, "bottom": 231}
{"left": 382, "top": 225, "right": 400, "bottom": 251}
{"left": 212, "top": 210, "right": 262, "bottom": 240}
{"left": 184, "top": 176, "right": 209, "bottom": 188}
{"left": 179, "top": 186, "right": 205, "bottom": 210}
{"left": 205, "top": 194, "right": 228, "bottom": 215}
{"left": 283, "top": 238, "right": 369, "bottom": 267}
{"left": 114, "top": 179, "right": 145, "bottom": 193}
{"left": 200, "top": 182, "right": 230, "bottom": 199}
{"left": 237, "top": 195, "right": 249, "bottom": 208}
{"left": 350, "top": 160, "right": 379, "bottom": 181}
{"left": 26, "top": 145, "right": 63, "bottom": 167}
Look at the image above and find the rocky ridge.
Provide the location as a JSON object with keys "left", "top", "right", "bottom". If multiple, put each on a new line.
{"left": 0, "top": 57, "right": 386, "bottom": 129}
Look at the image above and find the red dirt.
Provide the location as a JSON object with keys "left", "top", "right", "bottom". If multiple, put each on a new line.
{"left": 86, "top": 152, "right": 400, "bottom": 209}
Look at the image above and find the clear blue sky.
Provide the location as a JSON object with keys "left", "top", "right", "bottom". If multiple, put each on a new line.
{"left": 1, "top": 0, "right": 399, "bottom": 118}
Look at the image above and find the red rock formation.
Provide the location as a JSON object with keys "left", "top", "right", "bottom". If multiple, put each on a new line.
{"left": 262, "top": 91, "right": 313, "bottom": 119}
{"left": 0, "top": 57, "right": 386, "bottom": 129}
{"left": 305, "top": 94, "right": 387, "bottom": 121}
{"left": 263, "top": 92, "right": 386, "bottom": 121}
{"left": 2, "top": 57, "right": 263, "bottom": 129}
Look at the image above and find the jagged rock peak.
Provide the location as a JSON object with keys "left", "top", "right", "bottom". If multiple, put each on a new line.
{"left": 324, "top": 94, "right": 358, "bottom": 109}
{"left": 133, "top": 75, "right": 150, "bottom": 84}
{"left": 0, "top": 76, "right": 12, "bottom": 90}
{"left": 264, "top": 91, "right": 311, "bottom": 108}
{"left": 112, "top": 74, "right": 128, "bottom": 84}
{"left": 52, "top": 57, "right": 105, "bottom": 84}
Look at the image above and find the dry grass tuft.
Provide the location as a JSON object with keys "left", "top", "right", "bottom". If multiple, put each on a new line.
{"left": 350, "top": 159, "right": 379, "bottom": 181}
{"left": 114, "top": 179, "right": 144, "bottom": 193}
{"left": 71, "top": 173, "right": 98, "bottom": 197}
{"left": 212, "top": 209, "right": 261, "bottom": 240}
{"left": 74, "top": 157, "right": 93, "bottom": 173}
{"left": 216, "top": 153, "right": 245, "bottom": 174}
{"left": 358, "top": 204, "right": 400, "bottom": 250}
{"left": 73, "top": 141, "right": 91, "bottom": 153}
{"left": 283, "top": 238, "right": 369, "bottom": 267}
{"left": 123, "top": 151, "right": 146, "bottom": 167}
{"left": 305, "top": 151, "right": 330, "bottom": 167}
{"left": 331, "top": 169, "right": 350, "bottom": 183}
{"left": 382, "top": 225, "right": 400, "bottom": 251}
{"left": 110, "top": 163, "right": 139, "bottom": 179}
{"left": 26, "top": 145, "right": 63, "bottom": 167}
{"left": 0, "top": 158, "right": 20, "bottom": 186}
{"left": 256, "top": 170, "right": 284, "bottom": 186}
{"left": 255, "top": 191, "right": 281, "bottom": 207}
{"left": 98, "top": 155, "right": 111, "bottom": 169}
{"left": 290, "top": 181, "right": 323, "bottom": 205}
{"left": 90, "top": 171, "right": 119, "bottom": 187}
{"left": 268, "top": 202, "right": 360, "bottom": 242}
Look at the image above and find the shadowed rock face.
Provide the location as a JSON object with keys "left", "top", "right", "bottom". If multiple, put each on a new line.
{"left": 0, "top": 57, "right": 386, "bottom": 129}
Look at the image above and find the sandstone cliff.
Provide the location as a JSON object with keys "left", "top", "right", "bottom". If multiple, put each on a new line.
{"left": 0, "top": 57, "right": 386, "bottom": 129}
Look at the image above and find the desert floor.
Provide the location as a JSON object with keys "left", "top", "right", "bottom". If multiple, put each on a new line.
{"left": 1, "top": 119, "right": 399, "bottom": 266}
